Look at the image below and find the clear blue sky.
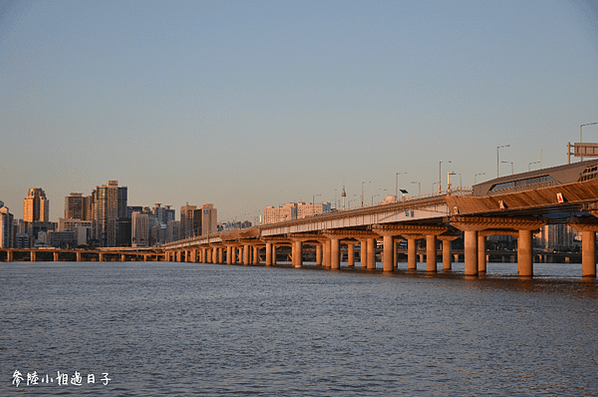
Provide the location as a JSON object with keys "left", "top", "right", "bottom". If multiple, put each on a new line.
{"left": 1, "top": 0, "right": 597, "bottom": 223}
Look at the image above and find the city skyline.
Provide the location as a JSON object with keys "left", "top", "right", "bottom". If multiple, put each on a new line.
{"left": 1, "top": 0, "right": 597, "bottom": 222}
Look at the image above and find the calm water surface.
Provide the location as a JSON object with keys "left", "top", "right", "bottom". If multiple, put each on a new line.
{"left": 1, "top": 261, "right": 597, "bottom": 396}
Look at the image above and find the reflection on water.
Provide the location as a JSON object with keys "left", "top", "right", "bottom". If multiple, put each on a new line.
{"left": 1, "top": 261, "right": 597, "bottom": 396}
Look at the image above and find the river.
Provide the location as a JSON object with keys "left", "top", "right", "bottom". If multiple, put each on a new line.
{"left": 1, "top": 261, "right": 597, "bottom": 396}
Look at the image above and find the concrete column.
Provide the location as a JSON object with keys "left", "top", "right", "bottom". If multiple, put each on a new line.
{"left": 226, "top": 246, "right": 232, "bottom": 264}
{"left": 265, "top": 243, "right": 272, "bottom": 266}
{"left": 253, "top": 246, "right": 259, "bottom": 264}
{"left": 323, "top": 239, "right": 331, "bottom": 268}
{"left": 121, "top": 254, "right": 126, "bottom": 262}
{"left": 464, "top": 230, "right": 478, "bottom": 276}
{"left": 442, "top": 240, "right": 452, "bottom": 271}
{"left": 359, "top": 240, "right": 367, "bottom": 269}
{"left": 478, "top": 235, "right": 487, "bottom": 273}
{"left": 383, "top": 235, "right": 394, "bottom": 272}
{"left": 331, "top": 238, "right": 340, "bottom": 270}
{"left": 407, "top": 238, "right": 417, "bottom": 270}
{"left": 243, "top": 244, "right": 250, "bottom": 265}
{"left": 272, "top": 245, "right": 277, "bottom": 265}
{"left": 191, "top": 249, "right": 197, "bottom": 263}
{"left": 53, "top": 252, "right": 58, "bottom": 261}
{"left": 99, "top": 253, "right": 104, "bottom": 262}
{"left": 426, "top": 235, "right": 437, "bottom": 272}
{"left": 347, "top": 243, "right": 355, "bottom": 267}
{"left": 316, "top": 244, "right": 322, "bottom": 266}
{"left": 76, "top": 252, "right": 82, "bottom": 262}
{"left": 292, "top": 240, "right": 303, "bottom": 268}
{"left": 367, "top": 238, "right": 376, "bottom": 270}
{"left": 219, "top": 248, "right": 224, "bottom": 264}
{"left": 582, "top": 230, "right": 596, "bottom": 277}
{"left": 518, "top": 229, "right": 533, "bottom": 277}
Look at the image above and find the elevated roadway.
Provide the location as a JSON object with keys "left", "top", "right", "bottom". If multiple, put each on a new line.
{"left": 162, "top": 159, "right": 598, "bottom": 278}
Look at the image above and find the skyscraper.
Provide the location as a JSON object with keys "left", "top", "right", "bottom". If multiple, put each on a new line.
{"left": 23, "top": 188, "right": 49, "bottom": 222}
{"left": 91, "top": 180, "right": 128, "bottom": 247}
{"left": 0, "top": 201, "right": 14, "bottom": 248}
{"left": 64, "top": 192, "right": 91, "bottom": 220}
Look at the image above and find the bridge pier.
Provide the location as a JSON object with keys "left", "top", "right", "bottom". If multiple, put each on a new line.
{"left": 407, "top": 238, "right": 417, "bottom": 270}
{"left": 438, "top": 234, "right": 459, "bottom": 271}
{"left": 426, "top": 235, "right": 437, "bottom": 272}
{"left": 366, "top": 238, "right": 375, "bottom": 270}
{"left": 53, "top": 252, "right": 59, "bottom": 262}
{"left": 323, "top": 240, "right": 331, "bottom": 268}
{"left": 518, "top": 229, "right": 533, "bottom": 277}
{"left": 347, "top": 242, "right": 355, "bottom": 267}
{"left": 330, "top": 238, "right": 340, "bottom": 270}
{"left": 265, "top": 243, "right": 272, "bottom": 266}
{"left": 253, "top": 245, "right": 260, "bottom": 264}
{"left": 452, "top": 216, "right": 546, "bottom": 277}
{"left": 569, "top": 219, "right": 598, "bottom": 278}
{"left": 243, "top": 244, "right": 250, "bottom": 265}
{"left": 292, "top": 240, "right": 303, "bottom": 268}
{"left": 316, "top": 244, "right": 322, "bottom": 266}
{"left": 382, "top": 235, "right": 394, "bottom": 272}
{"left": 478, "top": 235, "right": 486, "bottom": 273}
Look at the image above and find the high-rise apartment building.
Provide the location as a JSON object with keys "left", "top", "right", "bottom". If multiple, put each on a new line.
{"left": 296, "top": 202, "right": 332, "bottom": 219}
{"left": 91, "top": 180, "right": 129, "bottom": 247}
{"left": 0, "top": 201, "right": 14, "bottom": 248}
{"left": 132, "top": 212, "right": 150, "bottom": 247}
{"left": 64, "top": 193, "right": 92, "bottom": 220}
{"left": 199, "top": 204, "right": 217, "bottom": 236}
{"left": 180, "top": 203, "right": 199, "bottom": 239}
{"left": 180, "top": 203, "right": 218, "bottom": 239}
{"left": 23, "top": 188, "right": 49, "bottom": 222}
{"left": 263, "top": 203, "right": 297, "bottom": 224}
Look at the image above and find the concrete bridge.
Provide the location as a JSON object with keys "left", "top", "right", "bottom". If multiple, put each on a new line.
{"left": 0, "top": 247, "right": 165, "bottom": 262}
{"left": 163, "top": 160, "right": 598, "bottom": 278}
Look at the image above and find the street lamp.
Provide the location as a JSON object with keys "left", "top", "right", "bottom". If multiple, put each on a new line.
{"left": 580, "top": 122, "right": 598, "bottom": 162}
{"left": 497, "top": 145, "right": 510, "bottom": 177}
{"left": 529, "top": 161, "right": 540, "bottom": 171}
{"left": 502, "top": 160, "right": 514, "bottom": 175}
{"left": 439, "top": 161, "right": 451, "bottom": 193}
{"left": 447, "top": 171, "right": 456, "bottom": 191}
{"left": 411, "top": 181, "right": 421, "bottom": 195}
{"left": 474, "top": 172, "right": 485, "bottom": 184}
{"left": 361, "top": 181, "right": 371, "bottom": 207}
{"left": 395, "top": 172, "right": 406, "bottom": 199}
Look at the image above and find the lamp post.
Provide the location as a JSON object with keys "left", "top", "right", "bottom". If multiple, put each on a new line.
{"left": 439, "top": 161, "right": 451, "bottom": 193}
{"left": 474, "top": 172, "right": 485, "bottom": 184}
{"left": 447, "top": 171, "right": 456, "bottom": 192}
{"left": 361, "top": 181, "right": 371, "bottom": 207}
{"left": 395, "top": 172, "right": 406, "bottom": 199}
{"left": 411, "top": 181, "right": 421, "bottom": 195}
{"left": 497, "top": 145, "right": 510, "bottom": 177}
{"left": 580, "top": 122, "right": 598, "bottom": 162}
{"left": 502, "top": 160, "right": 514, "bottom": 175}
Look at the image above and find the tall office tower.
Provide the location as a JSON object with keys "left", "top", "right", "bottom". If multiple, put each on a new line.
{"left": 23, "top": 188, "right": 49, "bottom": 222}
{"left": 91, "top": 180, "right": 128, "bottom": 247}
{"left": 0, "top": 201, "right": 14, "bottom": 248}
{"left": 64, "top": 193, "right": 91, "bottom": 220}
